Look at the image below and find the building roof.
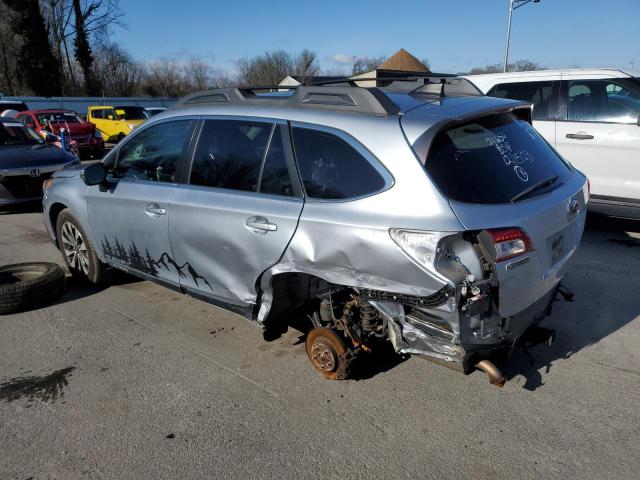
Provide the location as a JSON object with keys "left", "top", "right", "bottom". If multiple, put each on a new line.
{"left": 378, "top": 49, "right": 430, "bottom": 73}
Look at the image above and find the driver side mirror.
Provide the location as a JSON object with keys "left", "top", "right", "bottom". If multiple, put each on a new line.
{"left": 107, "top": 115, "right": 114, "bottom": 120}
{"left": 81, "top": 162, "right": 107, "bottom": 186}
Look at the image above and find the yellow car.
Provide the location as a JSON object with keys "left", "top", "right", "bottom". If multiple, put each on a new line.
{"left": 87, "top": 106, "right": 147, "bottom": 142}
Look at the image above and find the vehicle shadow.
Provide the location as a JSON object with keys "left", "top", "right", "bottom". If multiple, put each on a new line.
{"left": 0, "top": 201, "right": 43, "bottom": 215}
{"left": 502, "top": 213, "right": 640, "bottom": 390}
{"left": 53, "top": 269, "right": 144, "bottom": 307}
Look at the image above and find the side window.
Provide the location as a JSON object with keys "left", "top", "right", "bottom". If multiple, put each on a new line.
{"left": 568, "top": 80, "right": 640, "bottom": 123}
{"left": 491, "top": 81, "right": 554, "bottom": 120}
{"left": 190, "top": 119, "right": 273, "bottom": 192}
{"left": 291, "top": 127, "right": 387, "bottom": 200}
{"left": 91, "top": 110, "right": 102, "bottom": 119}
{"left": 114, "top": 120, "right": 193, "bottom": 183}
{"left": 259, "top": 126, "right": 294, "bottom": 196}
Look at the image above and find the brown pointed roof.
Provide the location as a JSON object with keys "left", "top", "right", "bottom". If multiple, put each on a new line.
{"left": 378, "top": 49, "right": 430, "bottom": 73}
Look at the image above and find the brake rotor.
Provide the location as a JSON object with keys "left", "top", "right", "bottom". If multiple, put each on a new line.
{"left": 305, "top": 327, "right": 352, "bottom": 380}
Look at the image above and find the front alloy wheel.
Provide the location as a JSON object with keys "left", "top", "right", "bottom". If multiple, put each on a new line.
{"left": 60, "top": 221, "right": 89, "bottom": 275}
{"left": 56, "top": 208, "right": 108, "bottom": 284}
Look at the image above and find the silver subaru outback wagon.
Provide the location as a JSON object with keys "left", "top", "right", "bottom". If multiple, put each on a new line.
{"left": 42, "top": 78, "right": 588, "bottom": 385}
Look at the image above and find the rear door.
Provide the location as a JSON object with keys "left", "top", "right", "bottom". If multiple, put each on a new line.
{"left": 168, "top": 117, "right": 304, "bottom": 311}
{"left": 555, "top": 77, "right": 640, "bottom": 201}
{"left": 420, "top": 112, "right": 587, "bottom": 317}
{"left": 86, "top": 118, "right": 197, "bottom": 288}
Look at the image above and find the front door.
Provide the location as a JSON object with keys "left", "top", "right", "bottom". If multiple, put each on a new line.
{"left": 555, "top": 78, "right": 640, "bottom": 201}
{"left": 169, "top": 118, "right": 304, "bottom": 311}
{"left": 87, "top": 119, "right": 197, "bottom": 288}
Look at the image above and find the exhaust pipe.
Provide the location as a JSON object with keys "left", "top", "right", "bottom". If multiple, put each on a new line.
{"left": 475, "top": 359, "right": 506, "bottom": 387}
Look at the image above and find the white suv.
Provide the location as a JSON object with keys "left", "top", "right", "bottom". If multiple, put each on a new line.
{"left": 465, "top": 69, "right": 640, "bottom": 219}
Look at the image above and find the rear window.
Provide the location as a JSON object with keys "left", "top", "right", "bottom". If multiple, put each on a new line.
{"left": 425, "top": 113, "right": 571, "bottom": 204}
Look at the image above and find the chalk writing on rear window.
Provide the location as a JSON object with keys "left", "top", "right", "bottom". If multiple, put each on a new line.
{"left": 485, "top": 133, "right": 533, "bottom": 182}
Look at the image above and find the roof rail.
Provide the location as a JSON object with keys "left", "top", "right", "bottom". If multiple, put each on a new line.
{"left": 382, "top": 76, "right": 483, "bottom": 97}
{"left": 174, "top": 86, "right": 400, "bottom": 116}
{"left": 308, "top": 72, "right": 457, "bottom": 86}
{"left": 308, "top": 74, "right": 483, "bottom": 97}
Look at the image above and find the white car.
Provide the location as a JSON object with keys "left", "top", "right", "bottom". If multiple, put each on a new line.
{"left": 464, "top": 69, "right": 640, "bottom": 219}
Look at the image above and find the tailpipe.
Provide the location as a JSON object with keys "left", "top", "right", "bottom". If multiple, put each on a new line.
{"left": 475, "top": 359, "right": 506, "bottom": 387}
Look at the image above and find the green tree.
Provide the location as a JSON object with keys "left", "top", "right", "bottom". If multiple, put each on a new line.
{"left": 3, "top": 0, "right": 62, "bottom": 96}
{"left": 72, "top": 0, "right": 99, "bottom": 95}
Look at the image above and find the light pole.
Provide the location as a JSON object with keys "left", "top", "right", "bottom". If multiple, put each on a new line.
{"left": 503, "top": 0, "right": 541, "bottom": 72}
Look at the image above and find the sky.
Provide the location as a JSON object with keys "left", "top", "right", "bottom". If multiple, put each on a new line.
{"left": 115, "top": 0, "right": 640, "bottom": 75}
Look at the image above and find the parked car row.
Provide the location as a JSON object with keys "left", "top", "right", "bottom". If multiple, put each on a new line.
{"left": 16, "top": 109, "right": 104, "bottom": 159}
{"left": 0, "top": 102, "right": 165, "bottom": 207}
{"left": 1, "top": 101, "right": 166, "bottom": 151}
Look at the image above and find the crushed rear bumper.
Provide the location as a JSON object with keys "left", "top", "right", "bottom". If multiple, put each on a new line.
{"left": 370, "top": 282, "right": 563, "bottom": 374}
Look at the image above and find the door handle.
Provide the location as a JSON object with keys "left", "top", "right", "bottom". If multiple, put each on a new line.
{"left": 245, "top": 216, "right": 277, "bottom": 234}
{"left": 145, "top": 204, "right": 166, "bottom": 217}
{"left": 566, "top": 133, "right": 594, "bottom": 140}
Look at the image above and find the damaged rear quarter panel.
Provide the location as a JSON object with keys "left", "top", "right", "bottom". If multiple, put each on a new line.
{"left": 261, "top": 117, "right": 465, "bottom": 312}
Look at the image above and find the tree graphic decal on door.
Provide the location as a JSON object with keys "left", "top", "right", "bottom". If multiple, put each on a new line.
{"left": 101, "top": 236, "right": 213, "bottom": 292}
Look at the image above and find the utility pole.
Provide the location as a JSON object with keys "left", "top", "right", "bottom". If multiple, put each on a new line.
{"left": 504, "top": 0, "right": 541, "bottom": 72}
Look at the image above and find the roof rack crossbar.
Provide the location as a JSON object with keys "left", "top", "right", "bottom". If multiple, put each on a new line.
{"left": 175, "top": 86, "right": 400, "bottom": 116}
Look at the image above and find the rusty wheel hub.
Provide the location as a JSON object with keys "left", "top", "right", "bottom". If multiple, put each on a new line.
{"left": 310, "top": 342, "right": 336, "bottom": 372}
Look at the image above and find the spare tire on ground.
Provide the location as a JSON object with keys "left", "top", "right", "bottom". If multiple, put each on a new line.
{"left": 0, "top": 263, "right": 66, "bottom": 315}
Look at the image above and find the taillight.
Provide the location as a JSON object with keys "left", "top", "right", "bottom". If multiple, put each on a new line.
{"left": 586, "top": 178, "right": 590, "bottom": 203}
{"left": 488, "top": 228, "right": 533, "bottom": 262}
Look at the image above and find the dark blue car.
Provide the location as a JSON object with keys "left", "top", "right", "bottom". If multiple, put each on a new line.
{"left": 0, "top": 116, "right": 78, "bottom": 206}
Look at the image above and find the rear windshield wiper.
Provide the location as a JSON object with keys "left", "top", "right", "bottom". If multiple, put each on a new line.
{"left": 510, "top": 175, "right": 558, "bottom": 203}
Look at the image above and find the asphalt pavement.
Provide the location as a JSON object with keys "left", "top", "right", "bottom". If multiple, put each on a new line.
{"left": 1, "top": 204, "right": 639, "bottom": 480}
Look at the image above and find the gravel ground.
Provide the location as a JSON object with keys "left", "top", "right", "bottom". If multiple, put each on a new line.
{"left": 1, "top": 205, "right": 639, "bottom": 480}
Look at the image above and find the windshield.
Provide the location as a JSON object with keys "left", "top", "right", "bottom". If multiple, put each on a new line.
{"left": 37, "top": 111, "right": 82, "bottom": 126}
{"left": 1, "top": 122, "right": 45, "bottom": 146}
{"left": 115, "top": 106, "right": 149, "bottom": 120}
{"left": 425, "top": 113, "right": 572, "bottom": 204}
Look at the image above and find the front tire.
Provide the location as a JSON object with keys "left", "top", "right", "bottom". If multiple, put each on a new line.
{"left": 56, "top": 209, "right": 107, "bottom": 284}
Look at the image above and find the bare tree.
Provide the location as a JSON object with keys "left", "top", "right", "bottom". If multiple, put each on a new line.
{"left": 293, "top": 49, "right": 319, "bottom": 84}
{"left": 467, "top": 59, "right": 543, "bottom": 75}
{"left": 184, "top": 57, "right": 211, "bottom": 91}
{"left": 143, "top": 59, "right": 188, "bottom": 97}
{"left": 93, "top": 41, "right": 142, "bottom": 96}
{"left": 237, "top": 50, "right": 320, "bottom": 86}
{"left": 351, "top": 55, "right": 386, "bottom": 76}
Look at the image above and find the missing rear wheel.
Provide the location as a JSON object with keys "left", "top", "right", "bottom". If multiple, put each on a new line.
{"left": 305, "top": 327, "right": 353, "bottom": 380}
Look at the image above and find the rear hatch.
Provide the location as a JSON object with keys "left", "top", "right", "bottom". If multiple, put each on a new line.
{"left": 405, "top": 108, "right": 587, "bottom": 317}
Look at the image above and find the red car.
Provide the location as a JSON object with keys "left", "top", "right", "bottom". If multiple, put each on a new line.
{"left": 16, "top": 109, "right": 104, "bottom": 159}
